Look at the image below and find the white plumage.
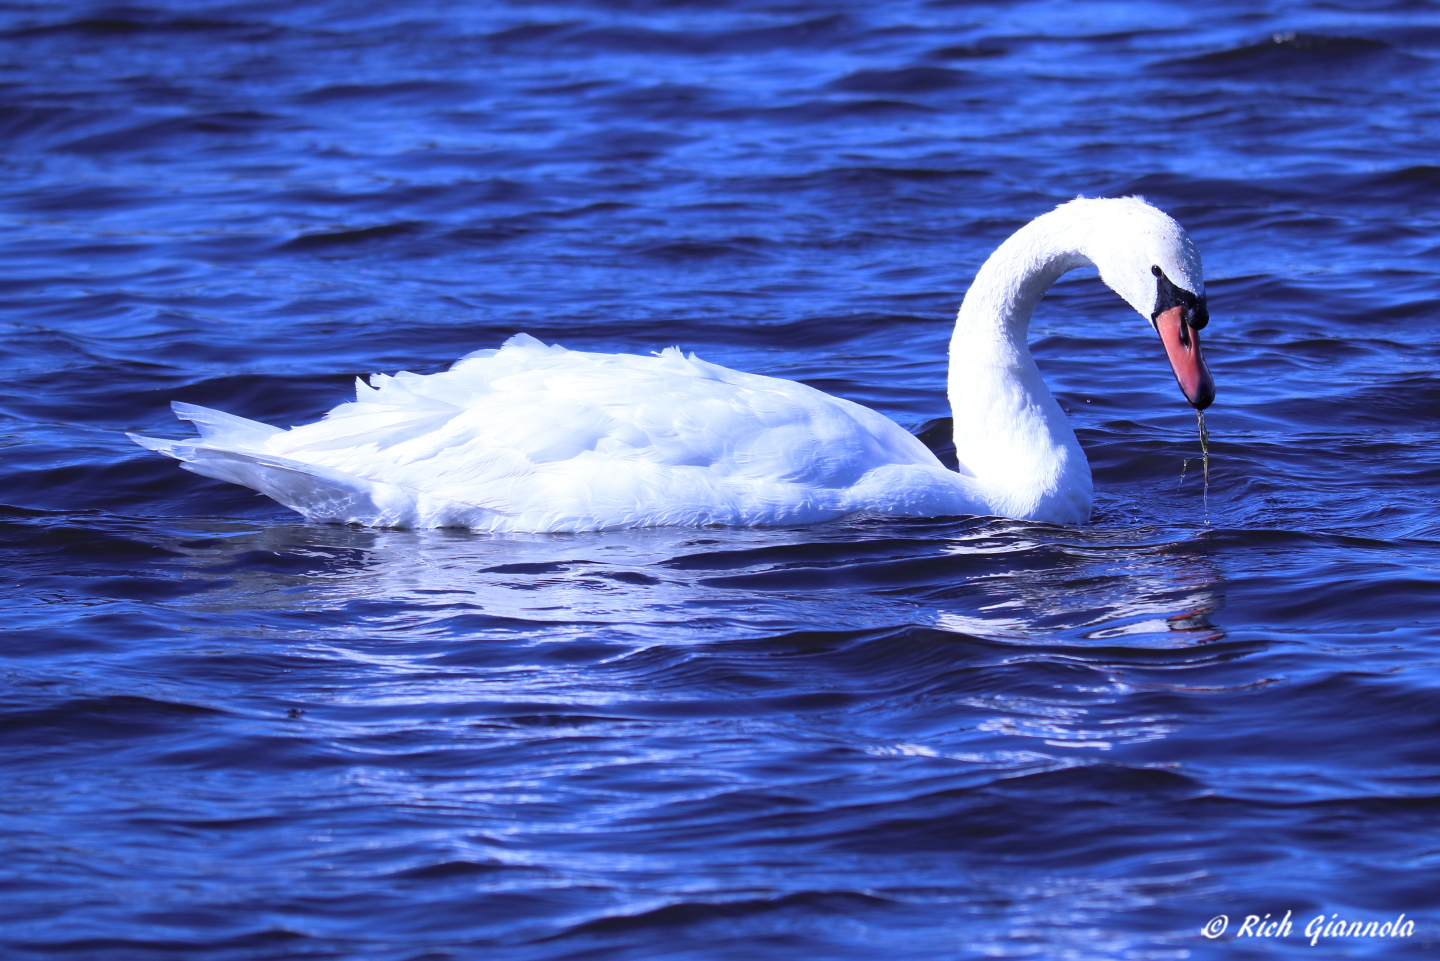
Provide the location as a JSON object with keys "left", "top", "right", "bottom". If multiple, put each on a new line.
{"left": 133, "top": 334, "right": 983, "bottom": 531}
{"left": 131, "top": 197, "right": 1211, "bottom": 531}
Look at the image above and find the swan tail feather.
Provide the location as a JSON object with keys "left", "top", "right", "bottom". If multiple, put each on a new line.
{"left": 170, "top": 402, "right": 284, "bottom": 448}
{"left": 127, "top": 432, "right": 496, "bottom": 529}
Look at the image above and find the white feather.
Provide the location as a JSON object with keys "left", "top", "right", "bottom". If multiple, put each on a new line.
{"left": 131, "top": 198, "right": 1206, "bottom": 531}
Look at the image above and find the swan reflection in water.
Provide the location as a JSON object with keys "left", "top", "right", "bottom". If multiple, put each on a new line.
{"left": 155, "top": 513, "right": 1226, "bottom": 653}
{"left": 148, "top": 515, "right": 1225, "bottom": 770}
{"left": 145, "top": 513, "right": 1223, "bottom": 774}
{"left": 136, "top": 514, "right": 1230, "bottom": 948}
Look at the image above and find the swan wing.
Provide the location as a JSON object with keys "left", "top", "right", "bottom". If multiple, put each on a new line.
{"left": 133, "top": 335, "right": 980, "bottom": 530}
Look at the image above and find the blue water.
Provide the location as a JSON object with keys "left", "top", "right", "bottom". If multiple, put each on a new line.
{"left": 3, "top": 1, "right": 1439, "bottom": 958}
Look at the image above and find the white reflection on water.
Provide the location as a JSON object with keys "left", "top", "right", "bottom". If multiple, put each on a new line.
{"left": 152, "top": 515, "right": 1225, "bottom": 651}
{"left": 134, "top": 513, "right": 1229, "bottom": 770}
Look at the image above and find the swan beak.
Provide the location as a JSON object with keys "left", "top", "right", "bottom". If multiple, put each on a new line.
{"left": 1155, "top": 305, "right": 1215, "bottom": 410}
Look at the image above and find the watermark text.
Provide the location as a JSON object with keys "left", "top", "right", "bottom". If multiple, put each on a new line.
{"left": 1202, "top": 910, "right": 1415, "bottom": 946}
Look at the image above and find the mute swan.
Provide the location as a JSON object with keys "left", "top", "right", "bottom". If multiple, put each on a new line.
{"left": 131, "top": 196, "right": 1214, "bottom": 531}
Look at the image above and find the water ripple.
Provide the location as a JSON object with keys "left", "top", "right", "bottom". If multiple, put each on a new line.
{"left": 2, "top": 0, "right": 1438, "bottom": 958}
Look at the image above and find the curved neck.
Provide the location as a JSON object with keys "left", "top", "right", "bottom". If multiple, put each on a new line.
{"left": 946, "top": 211, "right": 1096, "bottom": 523}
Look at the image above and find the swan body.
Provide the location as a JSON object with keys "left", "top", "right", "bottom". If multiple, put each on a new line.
{"left": 132, "top": 196, "right": 1213, "bottom": 531}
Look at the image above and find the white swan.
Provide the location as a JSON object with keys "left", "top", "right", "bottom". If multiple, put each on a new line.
{"left": 131, "top": 196, "right": 1214, "bottom": 531}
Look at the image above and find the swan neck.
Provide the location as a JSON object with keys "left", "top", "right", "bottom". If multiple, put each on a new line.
{"left": 962, "top": 214, "right": 1094, "bottom": 344}
{"left": 944, "top": 210, "right": 1095, "bottom": 524}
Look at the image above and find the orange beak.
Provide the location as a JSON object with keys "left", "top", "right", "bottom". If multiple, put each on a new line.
{"left": 1155, "top": 305, "right": 1215, "bottom": 410}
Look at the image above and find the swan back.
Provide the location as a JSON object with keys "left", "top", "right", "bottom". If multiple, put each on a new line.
{"left": 134, "top": 333, "right": 981, "bottom": 531}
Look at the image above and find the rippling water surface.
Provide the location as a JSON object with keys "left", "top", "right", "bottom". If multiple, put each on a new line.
{"left": 3, "top": 1, "right": 1439, "bottom": 958}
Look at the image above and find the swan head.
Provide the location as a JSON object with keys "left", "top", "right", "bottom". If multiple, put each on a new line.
{"left": 1073, "top": 196, "right": 1216, "bottom": 410}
